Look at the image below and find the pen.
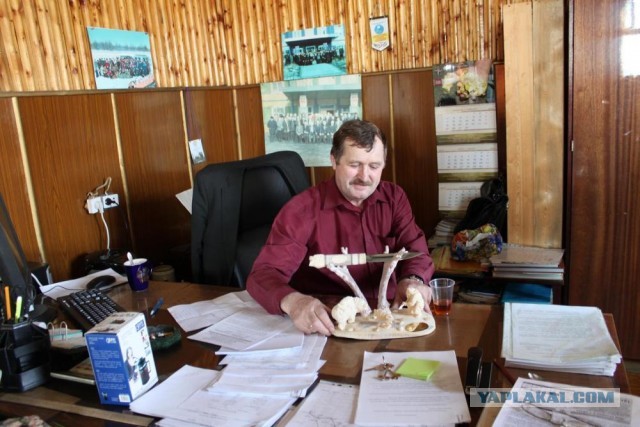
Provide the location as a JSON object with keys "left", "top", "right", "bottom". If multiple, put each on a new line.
{"left": 4, "top": 285, "right": 11, "bottom": 320}
{"left": 493, "top": 358, "right": 516, "bottom": 385}
{"left": 14, "top": 296, "right": 23, "bottom": 321}
{"left": 149, "top": 297, "right": 164, "bottom": 317}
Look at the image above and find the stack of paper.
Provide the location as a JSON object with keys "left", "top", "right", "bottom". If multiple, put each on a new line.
{"left": 490, "top": 244, "right": 565, "bottom": 281}
{"left": 502, "top": 303, "right": 622, "bottom": 376}
{"left": 131, "top": 290, "right": 326, "bottom": 426}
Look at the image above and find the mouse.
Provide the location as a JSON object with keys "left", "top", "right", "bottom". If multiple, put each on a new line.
{"left": 86, "top": 275, "right": 117, "bottom": 291}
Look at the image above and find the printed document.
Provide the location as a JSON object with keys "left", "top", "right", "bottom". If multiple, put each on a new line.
{"left": 354, "top": 350, "right": 470, "bottom": 426}
{"left": 492, "top": 377, "right": 640, "bottom": 427}
{"left": 130, "top": 365, "right": 295, "bottom": 427}
{"left": 502, "top": 303, "right": 621, "bottom": 375}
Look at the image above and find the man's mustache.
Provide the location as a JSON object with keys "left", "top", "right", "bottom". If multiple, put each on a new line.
{"left": 350, "top": 179, "right": 372, "bottom": 186}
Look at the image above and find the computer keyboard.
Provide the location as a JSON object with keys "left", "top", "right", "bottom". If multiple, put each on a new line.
{"left": 58, "top": 289, "right": 126, "bottom": 331}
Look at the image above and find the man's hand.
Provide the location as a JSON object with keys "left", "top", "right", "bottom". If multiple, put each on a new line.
{"left": 391, "top": 278, "right": 433, "bottom": 314}
{"left": 280, "top": 292, "right": 335, "bottom": 336}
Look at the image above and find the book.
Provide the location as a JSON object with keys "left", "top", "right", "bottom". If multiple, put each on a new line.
{"left": 50, "top": 357, "right": 95, "bottom": 385}
{"left": 500, "top": 283, "right": 552, "bottom": 304}
{"left": 492, "top": 265, "right": 564, "bottom": 273}
{"left": 490, "top": 244, "right": 564, "bottom": 267}
{"left": 492, "top": 270, "right": 563, "bottom": 281}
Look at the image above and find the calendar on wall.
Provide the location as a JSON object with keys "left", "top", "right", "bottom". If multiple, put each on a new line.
{"left": 432, "top": 60, "right": 498, "bottom": 217}
{"left": 437, "top": 143, "right": 498, "bottom": 173}
{"left": 435, "top": 104, "right": 497, "bottom": 135}
{"left": 438, "top": 182, "right": 484, "bottom": 212}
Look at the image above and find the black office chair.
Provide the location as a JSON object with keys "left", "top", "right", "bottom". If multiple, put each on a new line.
{"left": 191, "top": 151, "right": 310, "bottom": 288}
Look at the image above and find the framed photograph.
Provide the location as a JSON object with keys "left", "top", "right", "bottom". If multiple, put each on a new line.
{"left": 188, "top": 139, "right": 206, "bottom": 164}
{"left": 281, "top": 24, "right": 347, "bottom": 81}
{"left": 87, "top": 27, "right": 157, "bottom": 90}
{"left": 260, "top": 74, "right": 362, "bottom": 167}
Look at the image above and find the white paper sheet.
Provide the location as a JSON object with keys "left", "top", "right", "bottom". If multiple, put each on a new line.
{"left": 282, "top": 381, "right": 430, "bottom": 427}
{"left": 354, "top": 351, "right": 470, "bottom": 426}
{"left": 492, "top": 377, "right": 640, "bottom": 427}
{"left": 38, "top": 268, "right": 127, "bottom": 299}
{"left": 175, "top": 188, "right": 193, "bottom": 214}
{"left": 167, "top": 291, "right": 257, "bottom": 332}
{"left": 130, "top": 365, "right": 296, "bottom": 427}
{"left": 220, "top": 334, "right": 326, "bottom": 370}
{"left": 188, "top": 306, "right": 294, "bottom": 350}
{"left": 217, "top": 324, "right": 304, "bottom": 355}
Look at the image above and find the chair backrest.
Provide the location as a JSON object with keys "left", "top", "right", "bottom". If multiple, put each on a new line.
{"left": 191, "top": 151, "right": 310, "bottom": 288}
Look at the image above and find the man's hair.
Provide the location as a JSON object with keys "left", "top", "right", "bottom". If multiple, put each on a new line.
{"left": 330, "top": 119, "right": 387, "bottom": 162}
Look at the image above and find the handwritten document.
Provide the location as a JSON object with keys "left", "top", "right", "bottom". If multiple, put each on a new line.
{"left": 355, "top": 351, "right": 470, "bottom": 426}
{"left": 502, "top": 303, "right": 621, "bottom": 375}
{"left": 492, "top": 378, "right": 640, "bottom": 427}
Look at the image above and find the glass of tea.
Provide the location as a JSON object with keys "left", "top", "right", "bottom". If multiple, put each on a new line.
{"left": 429, "top": 278, "right": 455, "bottom": 315}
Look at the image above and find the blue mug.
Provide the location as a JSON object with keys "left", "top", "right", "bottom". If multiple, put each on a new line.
{"left": 124, "top": 258, "right": 152, "bottom": 292}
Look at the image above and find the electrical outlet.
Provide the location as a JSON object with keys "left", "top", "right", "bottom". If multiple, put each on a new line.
{"left": 102, "top": 194, "right": 119, "bottom": 209}
{"left": 85, "top": 196, "right": 103, "bottom": 214}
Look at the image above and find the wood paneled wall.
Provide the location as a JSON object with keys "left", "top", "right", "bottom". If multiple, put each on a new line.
{"left": 569, "top": 0, "right": 640, "bottom": 358}
{"left": 503, "top": 1, "right": 564, "bottom": 248}
{"left": 0, "top": 67, "right": 506, "bottom": 282}
{"left": 0, "top": 0, "right": 526, "bottom": 91}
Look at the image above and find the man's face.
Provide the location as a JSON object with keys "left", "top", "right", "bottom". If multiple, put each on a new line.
{"left": 331, "top": 137, "right": 386, "bottom": 207}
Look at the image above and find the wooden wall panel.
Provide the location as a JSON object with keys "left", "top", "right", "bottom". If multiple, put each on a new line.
{"left": 392, "top": 70, "right": 439, "bottom": 237}
{"left": 531, "top": 0, "right": 564, "bottom": 247}
{"left": 18, "top": 94, "right": 126, "bottom": 281}
{"left": 115, "top": 91, "right": 191, "bottom": 264}
{"left": 0, "top": 0, "right": 528, "bottom": 92}
{"left": 362, "top": 74, "right": 393, "bottom": 183}
{"left": 570, "top": 0, "right": 640, "bottom": 358}
{"left": 504, "top": 3, "right": 536, "bottom": 245}
{"left": 504, "top": 1, "right": 564, "bottom": 248}
{"left": 235, "top": 86, "right": 266, "bottom": 160}
{"left": 0, "top": 98, "right": 40, "bottom": 262}
{"left": 183, "top": 88, "right": 238, "bottom": 176}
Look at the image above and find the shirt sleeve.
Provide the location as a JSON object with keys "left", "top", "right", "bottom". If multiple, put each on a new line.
{"left": 246, "top": 194, "right": 314, "bottom": 314}
{"left": 391, "top": 186, "right": 435, "bottom": 283}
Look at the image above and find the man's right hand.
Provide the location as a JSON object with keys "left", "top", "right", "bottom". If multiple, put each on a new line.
{"left": 280, "top": 292, "right": 335, "bottom": 336}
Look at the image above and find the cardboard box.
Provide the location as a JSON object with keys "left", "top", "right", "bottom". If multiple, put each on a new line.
{"left": 85, "top": 312, "right": 158, "bottom": 406}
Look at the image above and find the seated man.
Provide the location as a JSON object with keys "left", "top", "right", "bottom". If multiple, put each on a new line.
{"left": 246, "top": 119, "right": 434, "bottom": 336}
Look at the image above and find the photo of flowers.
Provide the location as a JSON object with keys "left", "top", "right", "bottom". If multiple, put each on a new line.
{"left": 432, "top": 60, "right": 494, "bottom": 106}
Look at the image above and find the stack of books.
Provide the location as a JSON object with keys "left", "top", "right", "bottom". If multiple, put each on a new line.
{"left": 502, "top": 303, "right": 622, "bottom": 376}
{"left": 428, "top": 218, "right": 459, "bottom": 249}
{"left": 490, "top": 244, "right": 564, "bottom": 281}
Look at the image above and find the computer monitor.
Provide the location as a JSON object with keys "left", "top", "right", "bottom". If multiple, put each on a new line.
{"left": 0, "top": 193, "right": 56, "bottom": 323}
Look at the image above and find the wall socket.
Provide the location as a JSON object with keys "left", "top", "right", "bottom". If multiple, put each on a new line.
{"left": 85, "top": 194, "right": 119, "bottom": 214}
{"left": 102, "top": 194, "right": 119, "bottom": 209}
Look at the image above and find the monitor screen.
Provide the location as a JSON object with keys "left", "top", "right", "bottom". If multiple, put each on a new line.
{"left": 0, "top": 193, "right": 55, "bottom": 322}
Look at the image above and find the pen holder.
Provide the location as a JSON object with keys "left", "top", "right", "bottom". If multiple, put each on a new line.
{"left": 0, "top": 321, "right": 51, "bottom": 392}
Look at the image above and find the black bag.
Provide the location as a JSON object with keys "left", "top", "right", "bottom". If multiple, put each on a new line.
{"left": 453, "top": 177, "right": 509, "bottom": 237}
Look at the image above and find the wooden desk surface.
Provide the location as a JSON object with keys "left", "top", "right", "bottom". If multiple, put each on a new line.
{"left": 0, "top": 281, "right": 630, "bottom": 426}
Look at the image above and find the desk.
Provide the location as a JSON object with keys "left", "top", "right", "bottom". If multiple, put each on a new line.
{"left": 0, "top": 281, "right": 630, "bottom": 426}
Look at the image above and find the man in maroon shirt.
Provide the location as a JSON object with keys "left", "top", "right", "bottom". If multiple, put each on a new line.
{"left": 246, "top": 119, "right": 434, "bottom": 336}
